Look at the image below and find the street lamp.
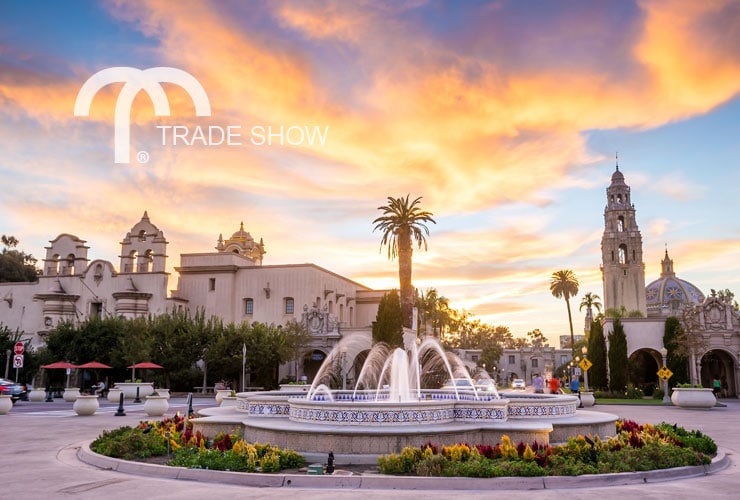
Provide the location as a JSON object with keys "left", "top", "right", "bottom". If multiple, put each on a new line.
{"left": 581, "top": 345, "right": 589, "bottom": 391}
{"left": 660, "top": 347, "right": 671, "bottom": 404}
{"left": 241, "top": 343, "right": 247, "bottom": 392}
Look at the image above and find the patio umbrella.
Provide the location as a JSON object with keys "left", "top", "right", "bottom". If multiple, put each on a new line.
{"left": 41, "top": 361, "right": 79, "bottom": 387}
{"left": 77, "top": 361, "right": 113, "bottom": 392}
{"left": 127, "top": 361, "right": 164, "bottom": 380}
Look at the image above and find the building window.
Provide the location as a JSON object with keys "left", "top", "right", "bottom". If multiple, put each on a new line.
{"left": 244, "top": 298, "right": 254, "bottom": 315}
{"left": 531, "top": 359, "right": 538, "bottom": 368}
{"left": 618, "top": 245, "right": 627, "bottom": 265}
{"left": 90, "top": 302, "right": 102, "bottom": 319}
{"left": 472, "top": 355, "right": 479, "bottom": 362}
{"left": 209, "top": 278, "right": 216, "bottom": 291}
{"left": 560, "top": 355, "right": 568, "bottom": 365}
{"left": 617, "top": 215, "right": 624, "bottom": 232}
{"left": 284, "top": 297, "right": 294, "bottom": 315}
{"left": 508, "top": 355, "right": 515, "bottom": 365}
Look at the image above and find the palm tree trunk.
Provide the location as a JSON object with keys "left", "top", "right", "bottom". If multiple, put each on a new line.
{"left": 566, "top": 297, "right": 575, "bottom": 357}
{"left": 397, "top": 226, "right": 413, "bottom": 329}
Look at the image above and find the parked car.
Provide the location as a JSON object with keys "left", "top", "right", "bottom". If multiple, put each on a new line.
{"left": 0, "top": 378, "right": 27, "bottom": 402}
{"left": 512, "top": 378, "right": 526, "bottom": 390}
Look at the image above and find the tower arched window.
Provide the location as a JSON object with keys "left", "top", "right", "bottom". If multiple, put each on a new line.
{"left": 138, "top": 229, "right": 146, "bottom": 241}
{"left": 617, "top": 194, "right": 623, "bottom": 204}
{"left": 65, "top": 254, "right": 75, "bottom": 276}
{"left": 618, "top": 245, "right": 627, "bottom": 265}
{"left": 617, "top": 216, "right": 624, "bottom": 232}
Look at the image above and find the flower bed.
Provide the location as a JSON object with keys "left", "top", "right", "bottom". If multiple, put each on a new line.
{"left": 90, "top": 414, "right": 305, "bottom": 473}
{"left": 377, "top": 420, "right": 716, "bottom": 477}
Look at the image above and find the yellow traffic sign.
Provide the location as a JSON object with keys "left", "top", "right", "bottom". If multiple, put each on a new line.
{"left": 579, "top": 358, "right": 592, "bottom": 372}
{"left": 657, "top": 366, "right": 673, "bottom": 381}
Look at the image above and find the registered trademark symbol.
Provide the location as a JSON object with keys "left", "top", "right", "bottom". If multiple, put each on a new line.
{"left": 137, "top": 151, "right": 150, "bottom": 163}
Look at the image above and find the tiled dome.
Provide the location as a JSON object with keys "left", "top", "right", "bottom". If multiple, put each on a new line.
{"left": 646, "top": 250, "right": 705, "bottom": 314}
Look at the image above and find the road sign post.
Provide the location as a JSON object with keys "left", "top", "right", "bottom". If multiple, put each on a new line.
{"left": 14, "top": 342, "right": 24, "bottom": 355}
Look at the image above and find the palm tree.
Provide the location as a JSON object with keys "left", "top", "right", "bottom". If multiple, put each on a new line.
{"left": 579, "top": 292, "right": 602, "bottom": 315}
{"left": 550, "top": 270, "right": 580, "bottom": 356}
{"left": 373, "top": 195, "right": 436, "bottom": 329}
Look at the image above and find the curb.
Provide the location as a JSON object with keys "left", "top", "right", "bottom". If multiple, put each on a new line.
{"left": 76, "top": 442, "right": 730, "bottom": 491}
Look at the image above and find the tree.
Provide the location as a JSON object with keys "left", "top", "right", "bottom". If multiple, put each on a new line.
{"left": 372, "top": 290, "right": 404, "bottom": 348}
{"left": 549, "top": 269, "right": 579, "bottom": 356}
{"left": 417, "top": 288, "right": 451, "bottom": 339}
{"left": 0, "top": 235, "right": 39, "bottom": 282}
{"left": 663, "top": 316, "right": 689, "bottom": 386}
{"left": 714, "top": 288, "right": 739, "bottom": 311}
{"left": 579, "top": 292, "right": 602, "bottom": 317}
{"left": 587, "top": 320, "right": 608, "bottom": 390}
{"left": 526, "top": 329, "right": 548, "bottom": 347}
{"left": 373, "top": 195, "right": 436, "bottom": 329}
{"left": 608, "top": 318, "right": 628, "bottom": 392}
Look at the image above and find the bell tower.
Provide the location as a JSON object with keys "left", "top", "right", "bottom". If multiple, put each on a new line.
{"left": 600, "top": 164, "right": 647, "bottom": 315}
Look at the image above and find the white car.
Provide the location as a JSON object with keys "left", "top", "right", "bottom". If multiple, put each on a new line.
{"left": 512, "top": 378, "right": 526, "bottom": 390}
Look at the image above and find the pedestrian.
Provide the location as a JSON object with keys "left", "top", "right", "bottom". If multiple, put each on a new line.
{"left": 533, "top": 374, "right": 544, "bottom": 394}
{"left": 570, "top": 377, "right": 581, "bottom": 407}
{"left": 713, "top": 377, "right": 721, "bottom": 397}
{"left": 721, "top": 377, "right": 729, "bottom": 398}
{"left": 548, "top": 376, "right": 560, "bottom": 394}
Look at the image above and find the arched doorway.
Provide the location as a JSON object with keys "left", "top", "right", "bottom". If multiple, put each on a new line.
{"left": 302, "top": 349, "right": 328, "bottom": 383}
{"left": 628, "top": 349, "right": 661, "bottom": 397}
{"left": 700, "top": 349, "right": 736, "bottom": 398}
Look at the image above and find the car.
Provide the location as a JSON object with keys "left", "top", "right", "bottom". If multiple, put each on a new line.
{"left": 0, "top": 378, "right": 27, "bottom": 402}
{"left": 512, "top": 378, "right": 526, "bottom": 390}
{"left": 442, "top": 378, "right": 498, "bottom": 393}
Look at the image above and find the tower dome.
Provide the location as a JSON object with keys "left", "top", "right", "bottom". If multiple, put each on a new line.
{"left": 215, "top": 222, "right": 266, "bottom": 265}
{"left": 645, "top": 250, "right": 705, "bottom": 317}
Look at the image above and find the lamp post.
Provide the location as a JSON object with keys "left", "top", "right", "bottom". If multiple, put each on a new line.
{"left": 241, "top": 343, "right": 246, "bottom": 393}
{"left": 581, "top": 346, "right": 589, "bottom": 391}
{"left": 660, "top": 347, "right": 671, "bottom": 404}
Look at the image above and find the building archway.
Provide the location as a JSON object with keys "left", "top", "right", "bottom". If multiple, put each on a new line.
{"left": 700, "top": 349, "right": 736, "bottom": 398}
{"left": 302, "top": 349, "right": 329, "bottom": 383}
{"left": 628, "top": 348, "right": 661, "bottom": 396}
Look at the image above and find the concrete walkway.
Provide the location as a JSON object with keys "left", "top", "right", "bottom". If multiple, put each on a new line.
{"left": 1, "top": 397, "right": 738, "bottom": 499}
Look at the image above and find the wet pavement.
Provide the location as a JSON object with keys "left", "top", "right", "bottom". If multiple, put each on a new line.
{"left": 1, "top": 396, "right": 738, "bottom": 499}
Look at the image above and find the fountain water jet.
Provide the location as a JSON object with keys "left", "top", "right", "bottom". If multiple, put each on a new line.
{"left": 193, "top": 335, "right": 618, "bottom": 460}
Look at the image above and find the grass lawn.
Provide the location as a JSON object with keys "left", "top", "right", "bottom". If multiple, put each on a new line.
{"left": 593, "top": 398, "right": 667, "bottom": 405}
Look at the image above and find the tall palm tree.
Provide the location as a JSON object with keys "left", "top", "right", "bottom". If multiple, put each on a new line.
{"left": 550, "top": 270, "right": 580, "bottom": 356}
{"left": 373, "top": 195, "right": 436, "bottom": 329}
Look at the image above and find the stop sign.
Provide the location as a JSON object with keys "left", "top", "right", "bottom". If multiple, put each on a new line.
{"left": 14, "top": 342, "right": 24, "bottom": 355}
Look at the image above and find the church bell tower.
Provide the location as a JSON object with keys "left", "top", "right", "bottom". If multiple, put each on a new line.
{"left": 600, "top": 164, "right": 647, "bottom": 316}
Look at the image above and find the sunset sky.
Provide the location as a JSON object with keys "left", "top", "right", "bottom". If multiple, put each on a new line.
{"left": 2, "top": 0, "right": 740, "bottom": 346}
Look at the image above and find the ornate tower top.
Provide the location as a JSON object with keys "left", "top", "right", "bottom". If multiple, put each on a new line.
{"left": 217, "top": 222, "right": 266, "bottom": 265}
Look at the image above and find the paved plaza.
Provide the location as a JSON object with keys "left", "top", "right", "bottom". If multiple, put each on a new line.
{"left": 1, "top": 396, "right": 739, "bottom": 499}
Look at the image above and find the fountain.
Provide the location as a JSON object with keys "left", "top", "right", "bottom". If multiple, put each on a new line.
{"left": 193, "top": 335, "right": 618, "bottom": 461}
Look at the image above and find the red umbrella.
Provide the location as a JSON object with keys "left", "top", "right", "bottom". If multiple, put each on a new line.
{"left": 127, "top": 361, "right": 164, "bottom": 380}
{"left": 77, "top": 361, "right": 113, "bottom": 369}
{"left": 41, "top": 361, "right": 78, "bottom": 387}
{"left": 127, "top": 362, "right": 164, "bottom": 369}
{"left": 41, "top": 361, "right": 78, "bottom": 369}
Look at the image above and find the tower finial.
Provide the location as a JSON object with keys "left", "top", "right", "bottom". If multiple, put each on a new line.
{"left": 615, "top": 151, "right": 619, "bottom": 170}
{"left": 240, "top": 221, "right": 244, "bottom": 231}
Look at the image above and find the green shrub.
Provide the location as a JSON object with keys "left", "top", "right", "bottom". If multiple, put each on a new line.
{"left": 91, "top": 426, "right": 167, "bottom": 459}
{"left": 653, "top": 388, "right": 664, "bottom": 400}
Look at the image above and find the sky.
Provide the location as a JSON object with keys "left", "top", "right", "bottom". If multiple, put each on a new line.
{"left": 1, "top": 0, "right": 740, "bottom": 346}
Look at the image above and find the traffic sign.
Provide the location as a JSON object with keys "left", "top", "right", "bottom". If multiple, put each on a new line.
{"left": 657, "top": 366, "right": 673, "bottom": 381}
{"left": 579, "top": 358, "right": 592, "bottom": 372}
{"left": 14, "top": 342, "right": 24, "bottom": 355}
{"left": 13, "top": 354, "right": 24, "bottom": 368}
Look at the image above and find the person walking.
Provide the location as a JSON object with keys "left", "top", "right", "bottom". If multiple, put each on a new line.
{"left": 533, "top": 374, "right": 544, "bottom": 394}
{"left": 570, "top": 376, "right": 581, "bottom": 407}
{"left": 713, "top": 377, "right": 721, "bottom": 397}
{"left": 548, "top": 376, "right": 560, "bottom": 394}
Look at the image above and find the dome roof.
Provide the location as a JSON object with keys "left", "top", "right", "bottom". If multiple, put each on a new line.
{"left": 645, "top": 251, "right": 705, "bottom": 313}
{"left": 228, "top": 222, "right": 253, "bottom": 243}
{"left": 610, "top": 166, "right": 626, "bottom": 185}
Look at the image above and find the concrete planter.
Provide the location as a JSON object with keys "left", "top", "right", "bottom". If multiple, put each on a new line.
{"left": 155, "top": 388, "right": 170, "bottom": 400}
{"left": 28, "top": 388, "right": 47, "bottom": 402}
{"left": 580, "top": 391, "right": 595, "bottom": 407}
{"left": 215, "top": 389, "right": 232, "bottom": 405}
{"left": 671, "top": 388, "right": 716, "bottom": 409}
{"left": 73, "top": 395, "right": 99, "bottom": 416}
{"left": 143, "top": 395, "right": 169, "bottom": 417}
{"left": 63, "top": 387, "right": 81, "bottom": 402}
{"left": 115, "top": 382, "right": 154, "bottom": 400}
{"left": 107, "top": 388, "right": 123, "bottom": 403}
{"left": 0, "top": 394, "right": 13, "bottom": 414}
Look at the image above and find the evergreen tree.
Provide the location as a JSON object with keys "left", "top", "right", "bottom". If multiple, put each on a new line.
{"left": 0, "top": 235, "right": 39, "bottom": 282}
{"left": 663, "top": 316, "right": 689, "bottom": 386}
{"left": 608, "top": 319, "right": 628, "bottom": 392}
{"left": 587, "top": 320, "right": 608, "bottom": 390}
{"left": 372, "top": 290, "right": 404, "bottom": 348}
